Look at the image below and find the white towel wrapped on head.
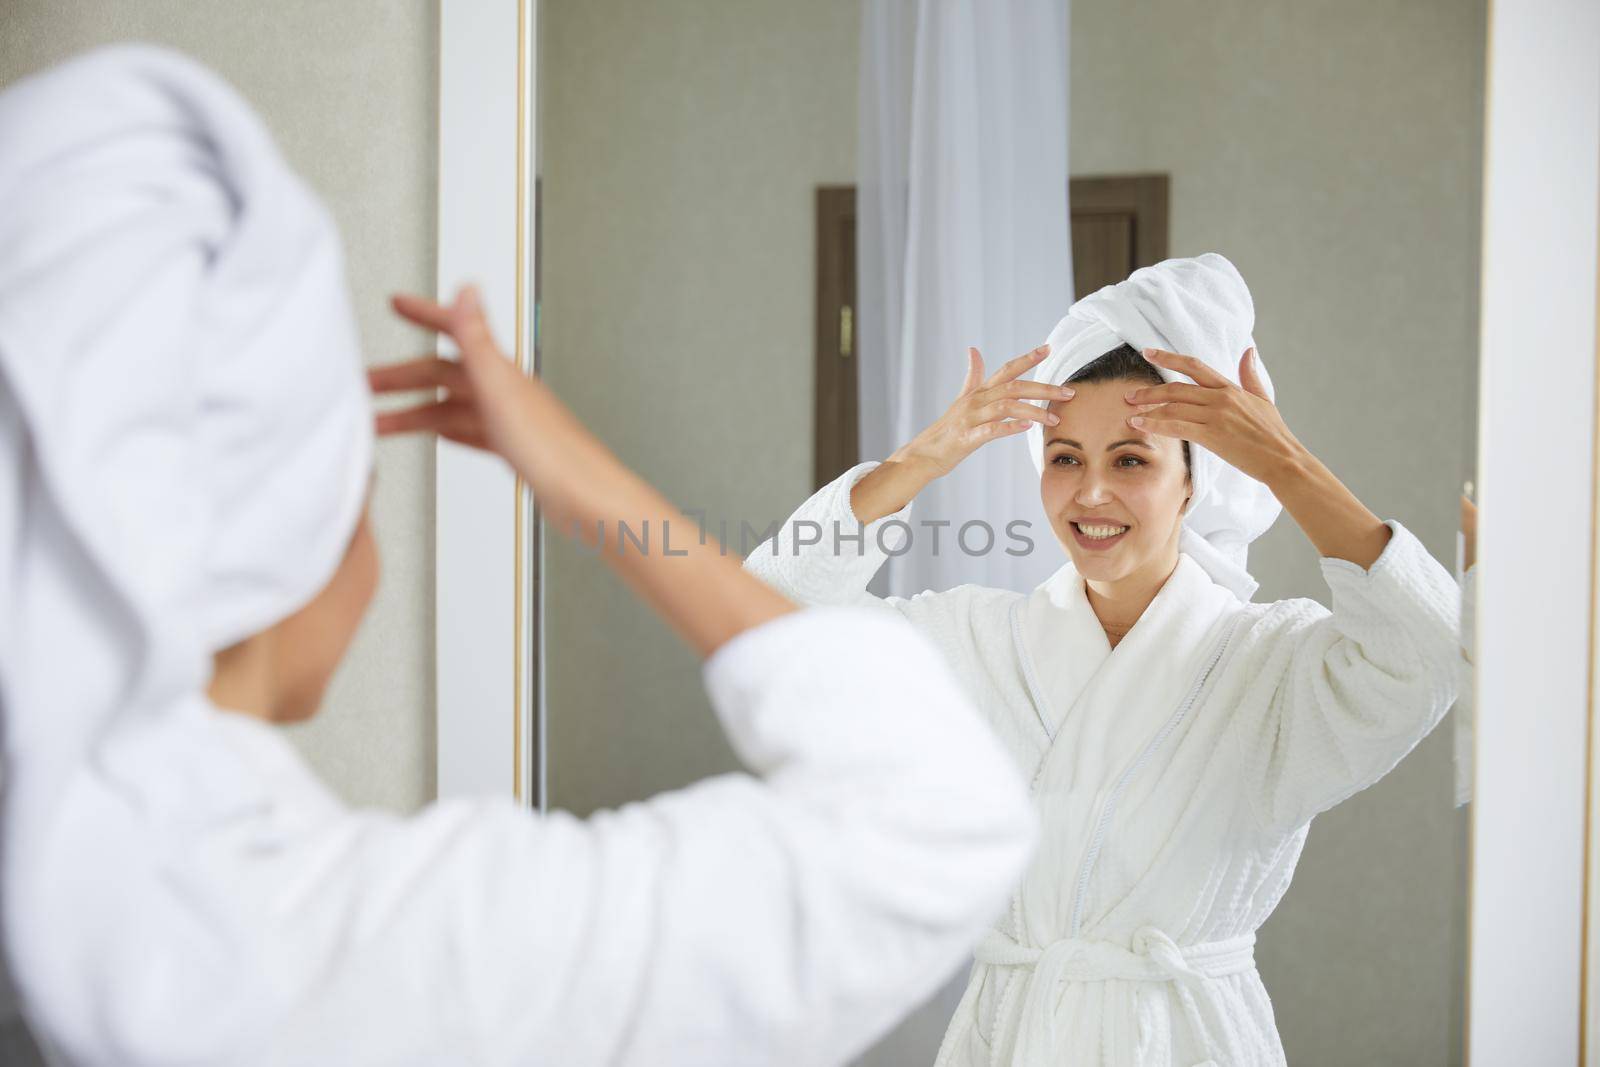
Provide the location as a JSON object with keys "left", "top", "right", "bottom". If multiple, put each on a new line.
{"left": 1025, "top": 253, "right": 1283, "bottom": 600}
{"left": 0, "top": 42, "right": 373, "bottom": 1059}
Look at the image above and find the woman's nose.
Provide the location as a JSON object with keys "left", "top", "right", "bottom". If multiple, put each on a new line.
{"left": 1075, "top": 472, "right": 1112, "bottom": 506}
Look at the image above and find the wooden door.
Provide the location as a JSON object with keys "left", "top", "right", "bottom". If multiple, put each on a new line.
{"left": 813, "top": 174, "right": 1170, "bottom": 487}
{"left": 814, "top": 188, "right": 859, "bottom": 494}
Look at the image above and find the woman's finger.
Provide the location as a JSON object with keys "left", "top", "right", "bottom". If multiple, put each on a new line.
{"left": 1127, "top": 401, "right": 1211, "bottom": 424}
{"left": 975, "top": 398, "right": 1058, "bottom": 426}
{"left": 391, "top": 292, "right": 454, "bottom": 333}
{"left": 368, "top": 357, "right": 468, "bottom": 395}
{"left": 977, "top": 418, "right": 1036, "bottom": 441}
{"left": 437, "top": 423, "right": 492, "bottom": 451}
{"left": 375, "top": 399, "right": 480, "bottom": 439}
{"left": 1127, "top": 411, "right": 1207, "bottom": 440}
{"left": 1237, "top": 347, "right": 1272, "bottom": 400}
{"left": 1141, "top": 348, "right": 1232, "bottom": 389}
{"left": 992, "top": 380, "right": 1076, "bottom": 402}
{"left": 982, "top": 345, "right": 1052, "bottom": 389}
{"left": 958, "top": 348, "right": 985, "bottom": 397}
{"left": 1122, "top": 381, "right": 1209, "bottom": 407}
{"left": 967, "top": 380, "right": 1071, "bottom": 408}
{"left": 449, "top": 286, "right": 512, "bottom": 368}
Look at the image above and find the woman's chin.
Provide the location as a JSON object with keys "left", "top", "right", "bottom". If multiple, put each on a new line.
{"left": 1059, "top": 543, "right": 1109, "bottom": 577}
{"left": 1059, "top": 538, "right": 1137, "bottom": 581}
{"left": 1075, "top": 556, "right": 1118, "bottom": 579}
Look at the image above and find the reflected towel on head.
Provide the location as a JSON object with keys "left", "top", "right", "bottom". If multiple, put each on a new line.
{"left": 1025, "top": 253, "right": 1282, "bottom": 600}
{"left": 0, "top": 43, "right": 372, "bottom": 1049}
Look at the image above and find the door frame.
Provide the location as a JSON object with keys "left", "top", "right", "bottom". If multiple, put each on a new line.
{"left": 1468, "top": 0, "right": 1599, "bottom": 1060}
{"left": 435, "top": 0, "right": 541, "bottom": 808}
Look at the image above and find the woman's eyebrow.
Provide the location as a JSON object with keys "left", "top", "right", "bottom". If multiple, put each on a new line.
{"left": 1046, "top": 437, "right": 1154, "bottom": 451}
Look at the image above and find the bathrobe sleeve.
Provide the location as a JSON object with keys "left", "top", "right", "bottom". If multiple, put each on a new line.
{"left": 273, "top": 608, "right": 1035, "bottom": 1067}
{"left": 744, "top": 461, "right": 919, "bottom": 612}
{"left": 34, "top": 607, "right": 1035, "bottom": 1067}
{"left": 1229, "top": 520, "right": 1464, "bottom": 834}
{"left": 743, "top": 462, "right": 1005, "bottom": 698}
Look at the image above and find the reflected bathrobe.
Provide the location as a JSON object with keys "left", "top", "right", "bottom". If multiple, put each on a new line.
{"left": 746, "top": 463, "right": 1462, "bottom": 1066}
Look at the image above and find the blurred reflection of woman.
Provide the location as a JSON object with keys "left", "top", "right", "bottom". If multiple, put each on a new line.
{"left": 0, "top": 47, "right": 1036, "bottom": 1066}
{"left": 749, "top": 254, "right": 1462, "bottom": 1066}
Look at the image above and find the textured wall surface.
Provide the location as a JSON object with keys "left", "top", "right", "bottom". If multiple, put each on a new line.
{"left": 539, "top": 0, "right": 861, "bottom": 815}
{"left": 0, "top": 1, "right": 441, "bottom": 812}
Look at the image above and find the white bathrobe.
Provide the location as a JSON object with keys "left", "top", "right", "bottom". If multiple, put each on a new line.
{"left": 747, "top": 463, "right": 1462, "bottom": 1066}
{"left": 16, "top": 607, "right": 1037, "bottom": 1067}
{"left": 0, "top": 47, "right": 1037, "bottom": 1067}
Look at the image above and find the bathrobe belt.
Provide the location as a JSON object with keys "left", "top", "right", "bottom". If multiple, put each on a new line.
{"left": 975, "top": 927, "right": 1257, "bottom": 1067}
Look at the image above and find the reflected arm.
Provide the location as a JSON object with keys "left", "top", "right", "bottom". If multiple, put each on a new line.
{"left": 379, "top": 287, "right": 794, "bottom": 658}
{"left": 1262, "top": 446, "right": 1393, "bottom": 571}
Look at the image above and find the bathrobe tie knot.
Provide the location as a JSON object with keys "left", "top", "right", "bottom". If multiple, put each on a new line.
{"left": 975, "top": 926, "right": 1256, "bottom": 1066}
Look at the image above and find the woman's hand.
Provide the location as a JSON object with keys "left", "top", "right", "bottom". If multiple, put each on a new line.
{"left": 849, "top": 345, "right": 1071, "bottom": 524}
{"left": 893, "top": 345, "right": 1072, "bottom": 477}
{"left": 369, "top": 285, "right": 606, "bottom": 524}
{"left": 1122, "top": 347, "right": 1307, "bottom": 484}
{"left": 370, "top": 284, "right": 795, "bottom": 655}
{"left": 1129, "top": 347, "right": 1392, "bottom": 569}
{"left": 369, "top": 286, "right": 538, "bottom": 458}
{"left": 1461, "top": 493, "right": 1477, "bottom": 571}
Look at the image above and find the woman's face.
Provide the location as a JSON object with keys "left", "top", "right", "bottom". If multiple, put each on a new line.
{"left": 1039, "top": 379, "right": 1191, "bottom": 586}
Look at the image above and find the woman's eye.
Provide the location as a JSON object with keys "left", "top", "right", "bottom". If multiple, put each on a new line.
{"left": 1117, "top": 455, "right": 1145, "bottom": 468}
{"left": 1050, "top": 454, "right": 1078, "bottom": 467}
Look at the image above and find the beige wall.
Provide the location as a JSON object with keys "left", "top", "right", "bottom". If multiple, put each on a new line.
{"left": 0, "top": 1, "right": 441, "bottom": 813}
{"left": 539, "top": 0, "right": 861, "bottom": 813}
{"left": 543, "top": 1, "right": 1483, "bottom": 1065}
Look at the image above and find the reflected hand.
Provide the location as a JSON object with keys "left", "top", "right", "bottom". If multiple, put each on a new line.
{"left": 369, "top": 286, "right": 537, "bottom": 458}
{"left": 892, "top": 345, "right": 1072, "bottom": 478}
{"left": 1461, "top": 493, "right": 1477, "bottom": 570}
{"left": 1123, "top": 347, "right": 1307, "bottom": 485}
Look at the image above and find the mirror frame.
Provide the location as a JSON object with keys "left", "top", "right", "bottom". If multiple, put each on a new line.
{"left": 435, "top": 0, "right": 542, "bottom": 808}
{"left": 1469, "top": 0, "right": 1599, "bottom": 1059}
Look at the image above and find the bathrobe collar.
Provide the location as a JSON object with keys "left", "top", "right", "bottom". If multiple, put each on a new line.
{"left": 1016, "top": 551, "right": 1243, "bottom": 741}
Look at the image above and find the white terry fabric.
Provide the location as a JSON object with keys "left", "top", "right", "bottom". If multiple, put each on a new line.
{"left": 747, "top": 463, "right": 1464, "bottom": 1065}
{"left": 1025, "top": 254, "right": 1283, "bottom": 601}
{"left": 0, "top": 45, "right": 373, "bottom": 814}
{"left": 0, "top": 47, "right": 1036, "bottom": 1066}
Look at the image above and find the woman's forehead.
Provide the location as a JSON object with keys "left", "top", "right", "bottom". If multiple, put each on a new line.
{"left": 1047, "top": 386, "right": 1177, "bottom": 451}
{"left": 1049, "top": 380, "right": 1142, "bottom": 422}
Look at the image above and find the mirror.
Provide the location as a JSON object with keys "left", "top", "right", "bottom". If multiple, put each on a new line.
{"left": 535, "top": 1, "right": 1485, "bottom": 1062}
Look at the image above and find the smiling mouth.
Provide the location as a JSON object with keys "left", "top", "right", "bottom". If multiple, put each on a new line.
{"left": 1071, "top": 521, "right": 1130, "bottom": 549}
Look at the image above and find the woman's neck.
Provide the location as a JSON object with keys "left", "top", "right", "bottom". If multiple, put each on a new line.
{"left": 1084, "top": 550, "right": 1180, "bottom": 643}
{"left": 208, "top": 633, "right": 280, "bottom": 722}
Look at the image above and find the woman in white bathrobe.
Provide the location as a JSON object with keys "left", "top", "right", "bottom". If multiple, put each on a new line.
{"left": 0, "top": 47, "right": 1036, "bottom": 1066}
{"left": 747, "top": 254, "right": 1461, "bottom": 1066}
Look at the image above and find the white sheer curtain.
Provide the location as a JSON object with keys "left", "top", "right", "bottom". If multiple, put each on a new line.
{"left": 858, "top": 0, "right": 1072, "bottom": 600}
{"left": 853, "top": 6, "right": 1070, "bottom": 1063}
